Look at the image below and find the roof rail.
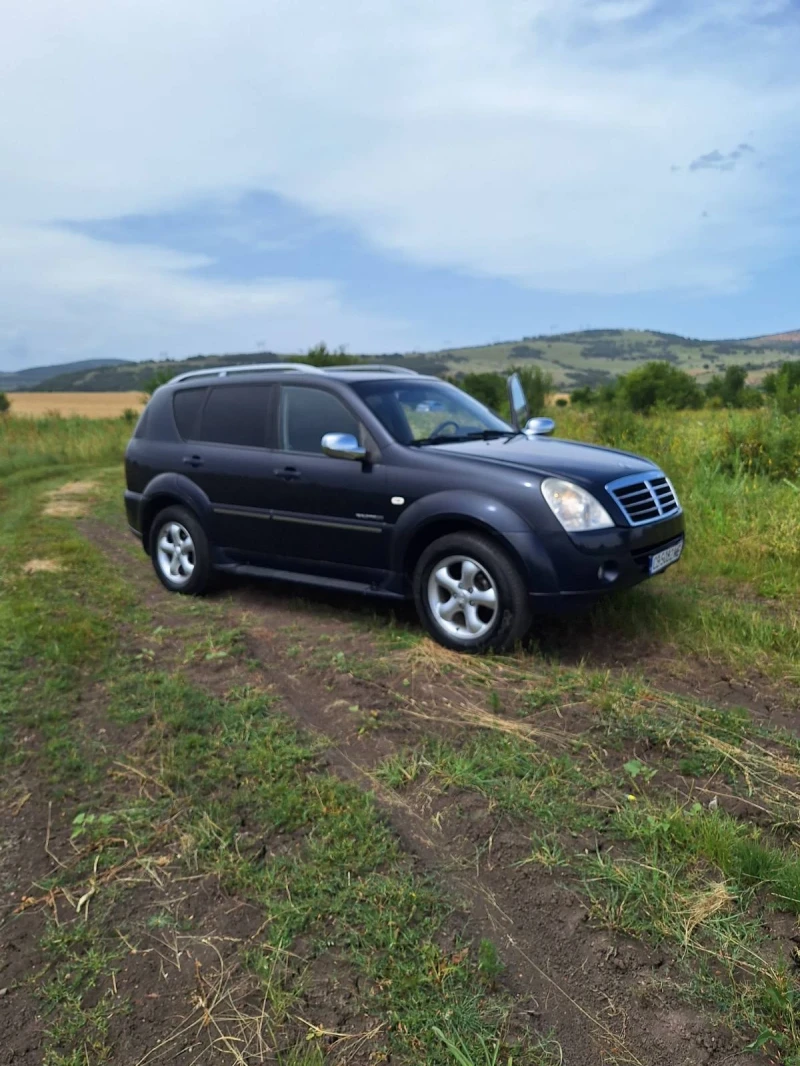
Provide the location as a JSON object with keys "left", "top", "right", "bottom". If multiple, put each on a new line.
{"left": 172, "top": 362, "right": 326, "bottom": 384}
{"left": 323, "top": 364, "right": 419, "bottom": 376}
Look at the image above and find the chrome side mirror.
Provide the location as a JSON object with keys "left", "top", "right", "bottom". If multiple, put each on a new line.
{"left": 524, "top": 417, "right": 555, "bottom": 437}
{"left": 321, "top": 432, "right": 367, "bottom": 461}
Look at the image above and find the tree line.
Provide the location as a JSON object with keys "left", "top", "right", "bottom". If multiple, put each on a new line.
{"left": 568, "top": 361, "right": 800, "bottom": 415}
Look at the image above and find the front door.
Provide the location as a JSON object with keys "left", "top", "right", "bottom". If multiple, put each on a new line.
{"left": 269, "top": 384, "right": 389, "bottom": 581}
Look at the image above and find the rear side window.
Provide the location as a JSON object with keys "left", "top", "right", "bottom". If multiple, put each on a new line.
{"left": 173, "top": 388, "right": 207, "bottom": 439}
{"left": 280, "top": 385, "right": 360, "bottom": 453}
{"left": 197, "top": 385, "right": 272, "bottom": 447}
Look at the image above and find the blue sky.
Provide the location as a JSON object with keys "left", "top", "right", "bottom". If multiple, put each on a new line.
{"left": 2, "top": 0, "right": 800, "bottom": 369}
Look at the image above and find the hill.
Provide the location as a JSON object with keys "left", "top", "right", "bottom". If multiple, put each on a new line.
{"left": 0, "top": 358, "right": 131, "bottom": 392}
{"left": 9, "top": 329, "right": 800, "bottom": 393}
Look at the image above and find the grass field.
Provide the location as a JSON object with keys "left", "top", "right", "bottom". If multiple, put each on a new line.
{"left": 1, "top": 408, "right": 799, "bottom": 1065}
{"left": 7, "top": 392, "right": 145, "bottom": 418}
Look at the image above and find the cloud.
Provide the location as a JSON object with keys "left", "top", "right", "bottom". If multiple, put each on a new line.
{"left": 0, "top": 225, "right": 409, "bottom": 368}
{"left": 1, "top": 0, "right": 799, "bottom": 365}
{"left": 689, "top": 144, "right": 757, "bottom": 172}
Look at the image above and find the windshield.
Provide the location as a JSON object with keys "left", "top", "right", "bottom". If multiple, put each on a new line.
{"left": 350, "top": 379, "right": 513, "bottom": 445}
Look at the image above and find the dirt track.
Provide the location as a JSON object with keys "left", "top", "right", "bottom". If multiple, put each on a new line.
{"left": 1, "top": 519, "right": 781, "bottom": 1065}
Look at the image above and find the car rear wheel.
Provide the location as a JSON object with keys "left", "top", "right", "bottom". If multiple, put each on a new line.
{"left": 149, "top": 505, "right": 212, "bottom": 595}
{"left": 413, "top": 532, "right": 531, "bottom": 653}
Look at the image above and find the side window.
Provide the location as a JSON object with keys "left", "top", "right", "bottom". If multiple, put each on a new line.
{"left": 197, "top": 385, "right": 272, "bottom": 447}
{"left": 280, "top": 386, "right": 362, "bottom": 454}
{"left": 173, "top": 388, "right": 207, "bottom": 439}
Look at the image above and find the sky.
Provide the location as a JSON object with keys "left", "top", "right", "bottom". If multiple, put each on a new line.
{"left": 1, "top": 0, "right": 800, "bottom": 371}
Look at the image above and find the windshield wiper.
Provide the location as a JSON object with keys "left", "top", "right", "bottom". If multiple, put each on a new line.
{"left": 464, "top": 429, "right": 518, "bottom": 440}
{"left": 411, "top": 428, "right": 517, "bottom": 447}
{"left": 410, "top": 435, "right": 472, "bottom": 447}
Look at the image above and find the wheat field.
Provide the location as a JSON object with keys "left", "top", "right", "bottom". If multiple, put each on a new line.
{"left": 8, "top": 392, "right": 145, "bottom": 418}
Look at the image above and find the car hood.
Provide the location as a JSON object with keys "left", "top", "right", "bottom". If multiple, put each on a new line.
{"left": 424, "top": 434, "right": 659, "bottom": 485}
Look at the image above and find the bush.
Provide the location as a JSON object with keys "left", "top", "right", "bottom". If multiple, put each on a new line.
{"left": 763, "top": 361, "right": 800, "bottom": 415}
{"left": 619, "top": 362, "right": 703, "bottom": 413}
{"left": 570, "top": 386, "right": 595, "bottom": 407}
{"left": 705, "top": 365, "right": 763, "bottom": 409}
{"left": 459, "top": 372, "right": 507, "bottom": 412}
{"left": 0, "top": 392, "right": 9, "bottom": 415}
{"left": 142, "top": 369, "right": 177, "bottom": 396}
{"left": 714, "top": 410, "right": 800, "bottom": 482}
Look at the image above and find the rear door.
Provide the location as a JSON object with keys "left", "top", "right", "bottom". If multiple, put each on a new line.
{"left": 176, "top": 383, "right": 280, "bottom": 559}
{"left": 269, "top": 384, "right": 390, "bottom": 580}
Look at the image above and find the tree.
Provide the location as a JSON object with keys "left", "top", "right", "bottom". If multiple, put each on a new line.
{"left": 0, "top": 392, "right": 9, "bottom": 414}
{"left": 142, "top": 369, "right": 177, "bottom": 396}
{"left": 704, "top": 365, "right": 761, "bottom": 408}
{"left": 618, "top": 362, "right": 703, "bottom": 413}
{"left": 763, "top": 361, "right": 800, "bottom": 415}
{"left": 570, "top": 386, "right": 595, "bottom": 406}
{"left": 459, "top": 372, "right": 507, "bottom": 412}
{"left": 302, "top": 342, "right": 353, "bottom": 368}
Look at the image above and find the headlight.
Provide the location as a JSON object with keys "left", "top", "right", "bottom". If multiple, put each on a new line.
{"left": 541, "top": 478, "right": 614, "bottom": 532}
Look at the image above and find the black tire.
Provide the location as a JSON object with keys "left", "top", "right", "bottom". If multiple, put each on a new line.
{"left": 148, "top": 505, "right": 213, "bottom": 595}
{"left": 413, "top": 532, "right": 531, "bottom": 653}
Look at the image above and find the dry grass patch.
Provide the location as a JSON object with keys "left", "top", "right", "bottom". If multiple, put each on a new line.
{"left": 43, "top": 479, "right": 100, "bottom": 518}
{"left": 21, "top": 558, "right": 64, "bottom": 574}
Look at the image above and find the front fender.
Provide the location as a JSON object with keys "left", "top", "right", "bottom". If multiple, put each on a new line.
{"left": 391, "top": 491, "right": 559, "bottom": 594}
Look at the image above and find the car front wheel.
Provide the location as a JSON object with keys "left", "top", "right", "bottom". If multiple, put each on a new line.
{"left": 413, "top": 532, "right": 531, "bottom": 653}
{"left": 149, "top": 505, "right": 212, "bottom": 595}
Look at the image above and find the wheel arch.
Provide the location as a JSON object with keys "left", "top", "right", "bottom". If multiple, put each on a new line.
{"left": 402, "top": 517, "right": 523, "bottom": 585}
{"left": 393, "top": 490, "right": 559, "bottom": 596}
{"left": 140, "top": 474, "right": 213, "bottom": 552}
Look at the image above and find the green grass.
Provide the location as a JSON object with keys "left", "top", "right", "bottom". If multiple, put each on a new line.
{"left": 0, "top": 467, "right": 536, "bottom": 1066}
{"left": 3, "top": 394, "right": 800, "bottom": 1064}
{"left": 0, "top": 413, "right": 131, "bottom": 480}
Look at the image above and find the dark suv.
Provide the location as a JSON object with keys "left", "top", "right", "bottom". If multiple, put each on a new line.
{"left": 124, "top": 364, "right": 684, "bottom": 652}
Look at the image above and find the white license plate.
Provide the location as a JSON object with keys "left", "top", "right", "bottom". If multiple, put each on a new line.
{"left": 649, "top": 539, "right": 684, "bottom": 575}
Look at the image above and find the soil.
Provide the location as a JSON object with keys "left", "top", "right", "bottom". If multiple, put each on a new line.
{"left": 2, "top": 518, "right": 787, "bottom": 1065}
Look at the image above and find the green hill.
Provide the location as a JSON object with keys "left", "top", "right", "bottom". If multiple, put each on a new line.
{"left": 0, "top": 358, "right": 131, "bottom": 392}
{"left": 12, "top": 328, "right": 800, "bottom": 392}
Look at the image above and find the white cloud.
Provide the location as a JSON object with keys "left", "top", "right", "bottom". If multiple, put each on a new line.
{"left": 0, "top": 225, "right": 408, "bottom": 367}
{"left": 0, "top": 0, "right": 799, "bottom": 365}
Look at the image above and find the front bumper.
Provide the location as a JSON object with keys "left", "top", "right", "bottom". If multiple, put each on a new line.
{"left": 522, "top": 511, "right": 685, "bottom": 608}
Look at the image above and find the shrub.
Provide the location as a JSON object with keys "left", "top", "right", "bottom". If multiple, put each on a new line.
{"left": 714, "top": 410, "right": 800, "bottom": 482}
{"left": 459, "top": 372, "right": 507, "bottom": 412}
{"left": 705, "top": 365, "right": 763, "bottom": 409}
{"left": 142, "top": 369, "right": 177, "bottom": 396}
{"left": 763, "top": 361, "right": 800, "bottom": 415}
{"left": 0, "top": 392, "right": 9, "bottom": 415}
{"left": 619, "top": 362, "right": 703, "bottom": 413}
{"left": 569, "top": 386, "right": 595, "bottom": 407}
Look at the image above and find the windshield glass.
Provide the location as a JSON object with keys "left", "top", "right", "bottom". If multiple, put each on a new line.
{"left": 350, "top": 379, "right": 512, "bottom": 445}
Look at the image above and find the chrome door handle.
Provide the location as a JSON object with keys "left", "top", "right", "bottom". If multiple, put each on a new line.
{"left": 183, "top": 455, "right": 203, "bottom": 468}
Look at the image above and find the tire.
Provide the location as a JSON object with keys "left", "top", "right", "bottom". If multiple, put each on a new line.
{"left": 413, "top": 532, "right": 532, "bottom": 653}
{"left": 148, "top": 505, "right": 213, "bottom": 595}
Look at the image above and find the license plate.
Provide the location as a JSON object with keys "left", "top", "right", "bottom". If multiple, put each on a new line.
{"left": 649, "top": 538, "right": 684, "bottom": 575}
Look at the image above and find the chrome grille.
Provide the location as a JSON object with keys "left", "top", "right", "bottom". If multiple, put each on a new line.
{"left": 607, "top": 473, "right": 680, "bottom": 526}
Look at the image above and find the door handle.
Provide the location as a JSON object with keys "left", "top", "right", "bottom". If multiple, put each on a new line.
{"left": 183, "top": 455, "right": 203, "bottom": 468}
{"left": 274, "top": 466, "right": 301, "bottom": 481}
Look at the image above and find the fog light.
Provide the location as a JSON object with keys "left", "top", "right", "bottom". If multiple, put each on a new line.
{"left": 598, "top": 562, "right": 619, "bottom": 584}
